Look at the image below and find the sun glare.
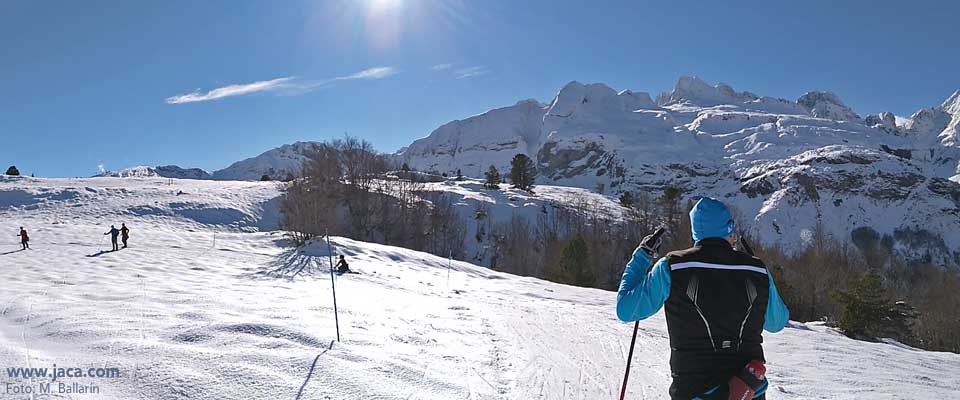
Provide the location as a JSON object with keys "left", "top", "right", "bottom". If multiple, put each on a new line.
{"left": 367, "top": 0, "right": 403, "bottom": 12}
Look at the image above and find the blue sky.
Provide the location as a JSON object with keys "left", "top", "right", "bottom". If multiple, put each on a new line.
{"left": 2, "top": 0, "right": 958, "bottom": 177}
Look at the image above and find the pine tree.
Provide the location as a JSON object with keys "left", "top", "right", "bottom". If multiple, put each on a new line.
{"left": 5, "top": 166, "right": 19, "bottom": 176}
{"left": 401, "top": 163, "right": 411, "bottom": 172}
{"left": 619, "top": 191, "right": 635, "bottom": 208}
{"left": 483, "top": 165, "right": 501, "bottom": 189}
{"left": 659, "top": 186, "right": 685, "bottom": 249}
{"left": 509, "top": 154, "right": 537, "bottom": 192}
{"left": 550, "top": 235, "right": 594, "bottom": 287}
{"left": 833, "top": 271, "right": 915, "bottom": 342}
{"left": 456, "top": 168, "right": 464, "bottom": 181}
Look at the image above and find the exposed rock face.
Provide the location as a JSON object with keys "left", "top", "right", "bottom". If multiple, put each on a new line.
{"left": 398, "top": 77, "right": 960, "bottom": 265}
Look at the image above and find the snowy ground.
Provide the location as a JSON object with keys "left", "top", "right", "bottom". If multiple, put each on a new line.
{"left": 1, "top": 176, "right": 958, "bottom": 399}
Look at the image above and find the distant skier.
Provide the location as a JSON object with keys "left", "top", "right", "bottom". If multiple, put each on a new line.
{"left": 104, "top": 225, "right": 120, "bottom": 251}
{"left": 17, "top": 227, "right": 29, "bottom": 250}
{"left": 120, "top": 223, "right": 130, "bottom": 248}
{"left": 335, "top": 255, "right": 351, "bottom": 274}
{"left": 616, "top": 197, "right": 789, "bottom": 400}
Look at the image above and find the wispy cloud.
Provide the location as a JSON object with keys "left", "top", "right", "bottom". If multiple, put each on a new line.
{"left": 165, "top": 67, "right": 398, "bottom": 104}
{"left": 165, "top": 77, "right": 295, "bottom": 104}
{"left": 285, "top": 66, "right": 399, "bottom": 95}
{"left": 430, "top": 63, "right": 454, "bottom": 71}
{"left": 455, "top": 66, "right": 490, "bottom": 79}
{"left": 338, "top": 66, "right": 398, "bottom": 80}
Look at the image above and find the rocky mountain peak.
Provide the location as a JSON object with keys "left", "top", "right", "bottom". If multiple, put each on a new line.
{"left": 941, "top": 90, "right": 960, "bottom": 115}
{"left": 797, "top": 91, "right": 861, "bottom": 121}
{"left": 657, "top": 76, "right": 758, "bottom": 106}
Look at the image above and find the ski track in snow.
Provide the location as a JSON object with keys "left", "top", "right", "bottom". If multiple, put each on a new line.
{"left": 0, "top": 176, "right": 958, "bottom": 399}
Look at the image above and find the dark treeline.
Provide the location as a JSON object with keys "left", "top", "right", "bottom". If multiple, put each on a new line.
{"left": 489, "top": 188, "right": 692, "bottom": 290}
{"left": 277, "top": 139, "right": 959, "bottom": 353}
{"left": 489, "top": 187, "right": 960, "bottom": 353}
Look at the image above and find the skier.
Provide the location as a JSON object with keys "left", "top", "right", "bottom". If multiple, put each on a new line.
{"left": 617, "top": 197, "right": 789, "bottom": 400}
{"left": 104, "top": 225, "right": 120, "bottom": 251}
{"left": 120, "top": 223, "right": 130, "bottom": 248}
{"left": 17, "top": 227, "right": 29, "bottom": 250}
{"left": 335, "top": 255, "right": 351, "bottom": 274}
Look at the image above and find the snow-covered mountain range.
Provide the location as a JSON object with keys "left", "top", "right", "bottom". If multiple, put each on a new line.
{"left": 95, "top": 77, "right": 960, "bottom": 264}
{"left": 398, "top": 77, "right": 960, "bottom": 264}
{"left": 97, "top": 165, "right": 214, "bottom": 180}
{"left": 99, "top": 142, "right": 323, "bottom": 181}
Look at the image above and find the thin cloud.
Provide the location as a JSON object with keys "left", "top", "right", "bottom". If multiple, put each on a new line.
{"left": 165, "top": 77, "right": 295, "bottom": 104}
{"left": 337, "top": 66, "right": 397, "bottom": 80}
{"left": 455, "top": 66, "right": 490, "bottom": 79}
{"left": 430, "top": 63, "right": 454, "bottom": 71}
{"left": 289, "top": 66, "right": 399, "bottom": 94}
{"left": 165, "top": 66, "right": 397, "bottom": 104}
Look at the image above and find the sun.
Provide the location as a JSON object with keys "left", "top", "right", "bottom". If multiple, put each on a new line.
{"left": 366, "top": 0, "right": 403, "bottom": 12}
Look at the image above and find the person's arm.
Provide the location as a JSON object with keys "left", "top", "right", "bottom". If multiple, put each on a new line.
{"left": 763, "top": 274, "right": 790, "bottom": 332}
{"left": 616, "top": 248, "right": 671, "bottom": 322}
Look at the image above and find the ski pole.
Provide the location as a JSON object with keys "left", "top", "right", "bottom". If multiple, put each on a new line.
{"left": 325, "top": 229, "right": 340, "bottom": 342}
{"left": 738, "top": 230, "right": 755, "bottom": 256}
{"left": 620, "top": 320, "right": 640, "bottom": 400}
{"left": 619, "top": 227, "right": 665, "bottom": 400}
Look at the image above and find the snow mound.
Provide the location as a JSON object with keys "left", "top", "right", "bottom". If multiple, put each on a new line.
{"left": 0, "top": 176, "right": 280, "bottom": 230}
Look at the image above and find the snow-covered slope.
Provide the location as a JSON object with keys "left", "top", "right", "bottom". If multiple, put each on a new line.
{"left": 409, "top": 177, "right": 627, "bottom": 266}
{"left": 399, "top": 77, "right": 960, "bottom": 265}
{"left": 0, "top": 175, "right": 280, "bottom": 231}
{"left": 211, "top": 141, "right": 323, "bottom": 181}
{"left": 397, "top": 99, "right": 548, "bottom": 177}
{"left": 1, "top": 176, "right": 958, "bottom": 399}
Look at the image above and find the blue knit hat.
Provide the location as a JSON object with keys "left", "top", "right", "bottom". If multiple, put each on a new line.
{"left": 689, "top": 196, "right": 735, "bottom": 241}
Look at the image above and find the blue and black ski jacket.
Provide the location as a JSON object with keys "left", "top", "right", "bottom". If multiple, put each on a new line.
{"left": 617, "top": 238, "right": 789, "bottom": 400}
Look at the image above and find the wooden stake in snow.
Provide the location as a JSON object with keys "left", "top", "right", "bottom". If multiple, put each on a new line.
{"left": 325, "top": 229, "right": 341, "bottom": 342}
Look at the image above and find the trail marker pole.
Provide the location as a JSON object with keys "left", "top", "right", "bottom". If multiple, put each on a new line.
{"left": 325, "top": 229, "right": 341, "bottom": 342}
{"left": 447, "top": 252, "right": 452, "bottom": 288}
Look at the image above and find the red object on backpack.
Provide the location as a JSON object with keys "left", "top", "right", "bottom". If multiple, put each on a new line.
{"left": 727, "top": 360, "right": 766, "bottom": 400}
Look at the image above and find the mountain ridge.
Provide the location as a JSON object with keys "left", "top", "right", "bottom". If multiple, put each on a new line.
{"left": 96, "top": 76, "right": 960, "bottom": 264}
{"left": 398, "top": 76, "right": 960, "bottom": 264}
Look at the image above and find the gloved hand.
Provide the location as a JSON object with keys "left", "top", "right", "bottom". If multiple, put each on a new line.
{"left": 638, "top": 227, "right": 666, "bottom": 258}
